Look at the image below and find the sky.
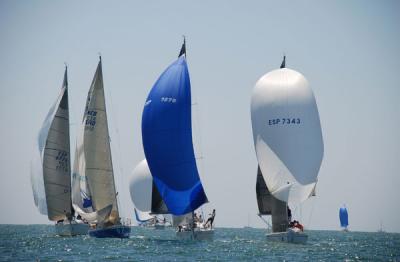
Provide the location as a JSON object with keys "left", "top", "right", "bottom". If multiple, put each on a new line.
{"left": 0, "top": 0, "right": 399, "bottom": 232}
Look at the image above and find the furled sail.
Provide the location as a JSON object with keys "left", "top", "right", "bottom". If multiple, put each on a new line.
{"left": 31, "top": 67, "right": 72, "bottom": 221}
{"left": 251, "top": 60, "right": 324, "bottom": 205}
{"left": 72, "top": 58, "right": 119, "bottom": 224}
{"left": 142, "top": 52, "right": 208, "bottom": 216}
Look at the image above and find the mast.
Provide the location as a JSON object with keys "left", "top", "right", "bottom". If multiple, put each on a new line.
{"left": 280, "top": 55, "right": 286, "bottom": 68}
{"left": 178, "top": 35, "right": 186, "bottom": 57}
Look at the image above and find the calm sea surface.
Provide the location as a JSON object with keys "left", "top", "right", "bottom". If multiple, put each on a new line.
{"left": 0, "top": 225, "right": 399, "bottom": 261}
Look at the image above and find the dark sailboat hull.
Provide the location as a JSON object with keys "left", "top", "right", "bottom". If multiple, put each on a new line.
{"left": 88, "top": 225, "right": 131, "bottom": 238}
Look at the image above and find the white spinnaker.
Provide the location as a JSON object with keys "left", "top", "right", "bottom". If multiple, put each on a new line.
{"left": 72, "top": 204, "right": 113, "bottom": 223}
{"left": 74, "top": 59, "right": 119, "bottom": 224}
{"left": 31, "top": 70, "right": 71, "bottom": 221}
{"left": 251, "top": 68, "right": 324, "bottom": 205}
{"left": 129, "top": 159, "right": 152, "bottom": 212}
{"left": 135, "top": 208, "right": 154, "bottom": 222}
{"left": 71, "top": 123, "right": 92, "bottom": 211}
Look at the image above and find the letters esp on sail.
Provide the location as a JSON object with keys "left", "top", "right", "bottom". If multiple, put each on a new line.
{"left": 251, "top": 57, "right": 324, "bottom": 205}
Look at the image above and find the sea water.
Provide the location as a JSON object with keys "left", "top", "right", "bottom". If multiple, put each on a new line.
{"left": 0, "top": 225, "right": 399, "bottom": 261}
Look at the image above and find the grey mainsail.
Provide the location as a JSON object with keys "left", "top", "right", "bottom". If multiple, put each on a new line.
{"left": 31, "top": 67, "right": 72, "bottom": 221}
{"left": 72, "top": 58, "right": 120, "bottom": 225}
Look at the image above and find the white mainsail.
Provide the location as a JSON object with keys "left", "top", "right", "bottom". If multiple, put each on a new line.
{"left": 251, "top": 67, "right": 324, "bottom": 205}
{"left": 31, "top": 67, "right": 72, "bottom": 221}
{"left": 72, "top": 58, "right": 119, "bottom": 224}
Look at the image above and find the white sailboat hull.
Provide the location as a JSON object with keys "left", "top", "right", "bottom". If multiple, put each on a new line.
{"left": 176, "top": 228, "right": 214, "bottom": 241}
{"left": 55, "top": 222, "right": 89, "bottom": 236}
{"left": 266, "top": 228, "right": 308, "bottom": 244}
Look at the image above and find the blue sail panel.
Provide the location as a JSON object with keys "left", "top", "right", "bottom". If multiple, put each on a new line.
{"left": 142, "top": 56, "right": 208, "bottom": 215}
{"left": 339, "top": 207, "right": 349, "bottom": 227}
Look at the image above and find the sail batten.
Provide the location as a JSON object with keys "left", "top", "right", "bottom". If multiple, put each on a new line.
{"left": 142, "top": 55, "right": 208, "bottom": 216}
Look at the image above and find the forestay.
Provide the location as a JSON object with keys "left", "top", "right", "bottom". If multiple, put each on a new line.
{"left": 142, "top": 56, "right": 208, "bottom": 215}
{"left": 251, "top": 67, "right": 324, "bottom": 205}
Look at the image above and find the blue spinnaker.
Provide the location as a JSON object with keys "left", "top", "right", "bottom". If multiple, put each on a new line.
{"left": 142, "top": 56, "right": 208, "bottom": 215}
{"left": 339, "top": 207, "right": 349, "bottom": 227}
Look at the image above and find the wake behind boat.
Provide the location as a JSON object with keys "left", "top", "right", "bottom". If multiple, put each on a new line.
{"left": 71, "top": 57, "right": 130, "bottom": 238}
{"left": 251, "top": 56, "right": 324, "bottom": 244}
{"left": 30, "top": 66, "right": 89, "bottom": 236}
{"left": 141, "top": 38, "right": 214, "bottom": 241}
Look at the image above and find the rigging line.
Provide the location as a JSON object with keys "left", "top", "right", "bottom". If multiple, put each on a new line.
{"left": 104, "top": 71, "right": 126, "bottom": 219}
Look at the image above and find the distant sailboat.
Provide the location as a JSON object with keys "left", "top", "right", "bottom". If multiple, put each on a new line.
{"left": 251, "top": 56, "right": 324, "bottom": 244}
{"left": 71, "top": 57, "right": 131, "bottom": 238}
{"left": 339, "top": 206, "right": 349, "bottom": 231}
{"left": 30, "top": 66, "right": 89, "bottom": 236}
{"left": 142, "top": 39, "right": 214, "bottom": 240}
{"left": 378, "top": 220, "right": 385, "bottom": 233}
{"left": 129, "top": 159, "right": 170, "bottom": 229}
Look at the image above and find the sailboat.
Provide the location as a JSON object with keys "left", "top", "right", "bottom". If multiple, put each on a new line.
{"left": 71, "top": 57, "right": 131, "bottom": 238}
{"left": 251, "top": 56, "right": 324, "bottom": 244}
{"left": 339, "top": 206, "right": 349, "bottom": 231}
{"left": 378, "top": 220, "right": 385, "bottom": 233}
{"left": 141, "top": 39, "right": 214, "bottom": 240}
{"left": 30, "top": 66, "right": 89, "bottom": 236}
{"left": 129, "top": 159, "right": 170, "bottom": 229}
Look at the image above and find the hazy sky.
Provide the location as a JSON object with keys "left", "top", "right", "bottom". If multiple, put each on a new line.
{"left": 0, "top": 0, "right": 399, "bottom": 232}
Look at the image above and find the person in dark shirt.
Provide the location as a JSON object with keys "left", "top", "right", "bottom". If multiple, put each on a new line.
{"left": 204, "top": 209, "right": 216, "bottom": 229}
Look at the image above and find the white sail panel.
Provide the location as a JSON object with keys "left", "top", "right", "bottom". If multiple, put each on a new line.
{"left": 71, "top": 123, "right": 92, "bottom": 211}
{"left": 79, "top": 60, "right": 119, "bottom": 224}
{"left": 135, "top": 209, "right": 154, "bottom": 222}
{"left": 129, "top": 159, "right": 152, "bottom": 212}
{"left": 72, "top": 204, "right": 112, "bottom": 223}
{"left": 30, "top": 148, "right": 47, "bottom": 215}
{"left": 251, "top": 68, "right": 323, "bottom": 205}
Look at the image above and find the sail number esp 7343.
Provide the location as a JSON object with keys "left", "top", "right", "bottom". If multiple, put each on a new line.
{"left": 268, "top": 118, "right": 301, "bottom": 125}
